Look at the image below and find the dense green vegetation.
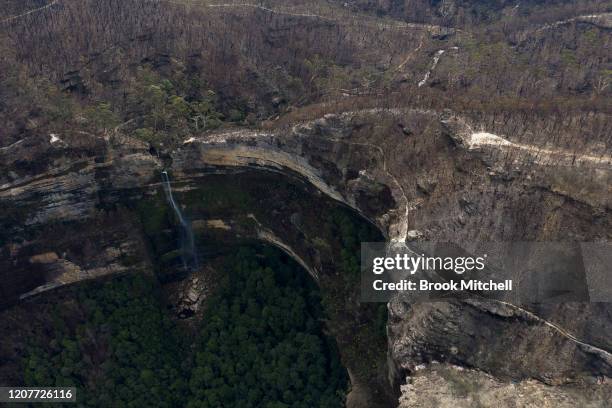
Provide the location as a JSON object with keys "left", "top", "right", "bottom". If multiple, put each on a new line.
{"left": 22, "top": 247, "right": 347, "bottom": 407}
{"left": 188, "top": 246, "right": 346, "bottom": 408}
{"left": 133, "top": 174, "right": 388, "bottom": 393}
{"left": 23, "top": 275, "right": 188, "bottom": 407}
{"left": 21, "top": 172, "right": 390, "bottom": 406}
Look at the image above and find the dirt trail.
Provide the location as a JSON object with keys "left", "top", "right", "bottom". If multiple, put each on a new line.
{"left": 0, "top": 0, "right": 59, "bottom": 24}
{"left": 494, "top": 300, "right": 612, "bottom": 363}
{"left": 149, "top": 0, "right": 449, "bottom": 33}
{"left": 533, "top": 12, "right": 612, "bottom": 33}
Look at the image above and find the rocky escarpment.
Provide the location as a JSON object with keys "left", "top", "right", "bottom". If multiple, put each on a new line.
{"left": 398, "top": 363, "right": 612, "bottom": 408}
{"left": 180, "top": 108, "right": 611, "bottom": 241}
{"left": 175, "top": 108, "right": 612, "bottom": 403}
{"left": 0, "top": 132, "right": 158, "bottom": 306}
{"left": 1, "top": 108, "right": 611, "bottom": 406}
{"left": 388, "top": 299, "right": 612, "bottom": 382}
{"left": 1, "top": 1, "right": 611, "bottom": 406}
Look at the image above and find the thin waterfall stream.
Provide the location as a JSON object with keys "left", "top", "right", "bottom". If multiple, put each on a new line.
{"left": 161, "top": 170, "right": 199, "bottom": 270}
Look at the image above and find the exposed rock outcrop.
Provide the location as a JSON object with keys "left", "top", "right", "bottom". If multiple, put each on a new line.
{"left": 1, "top": 107, "right": 610, "bottom": 406}
{"left": 398, "top": 363, "right": 612, "bottom": 408}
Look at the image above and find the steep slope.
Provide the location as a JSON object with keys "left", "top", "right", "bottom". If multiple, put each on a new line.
{"left": 0, "top": 1, "right": 611, "bottom": 407}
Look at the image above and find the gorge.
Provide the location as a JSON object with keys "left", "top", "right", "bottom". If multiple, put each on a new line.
{"left": 1, "top": 107, "right": 610, "bottom": 406}
{"left": 1, "top": 0, "right": 611, "bottom": 406}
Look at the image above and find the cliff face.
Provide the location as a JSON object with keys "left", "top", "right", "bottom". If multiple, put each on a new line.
{"left": 7, "top": 106, "right": 607, "bottom": 299}
{"left": 163, "top": 109, "right": 612, "bottom": 402}
{"left": 1, "top": 107, "right": 610, "bottom": 405}
{"left": 398, "top": 364, "right": 612, "bottom": 408}
{"left": 1, "top": 0, "right": 611, "bottom": 406}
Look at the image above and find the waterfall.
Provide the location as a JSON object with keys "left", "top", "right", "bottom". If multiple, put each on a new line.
{"left": 161, "top": 171, "right": 199, "bottom": 270}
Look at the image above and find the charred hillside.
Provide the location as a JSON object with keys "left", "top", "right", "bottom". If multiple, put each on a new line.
{"left": 0, "top": 1, "right": 611, "bottom": 407}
